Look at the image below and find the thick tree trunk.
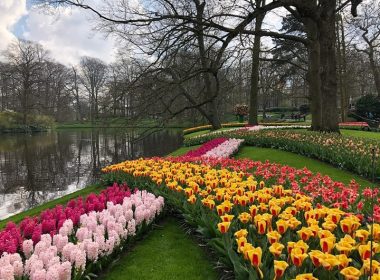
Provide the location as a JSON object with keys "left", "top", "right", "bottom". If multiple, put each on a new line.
{"left": 248, "top": 9, "right": 265, "bottom": 125}
{"left": 248, "top": 1, "right": 265, "bottom": 125}
{"left": 319, "top": 1, "right": 339, "bottom": 132}
{"left": 305, "top": 19, "right": 323, "bottom": 131}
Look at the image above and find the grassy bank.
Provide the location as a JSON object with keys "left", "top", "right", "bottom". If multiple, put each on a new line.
{"left": 101, "top": 217, "right": 217, "bottom": 280}
{"left": 56, "top": 118, "right": 194, "bottom": 129}
{"left": 0, "top": 184, "right": 103, "bottom": 228}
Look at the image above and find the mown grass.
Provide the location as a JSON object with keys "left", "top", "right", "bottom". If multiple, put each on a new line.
{"left": 0, "top": 184, "right": 104, "bottom": 229}
{"left": 168, "top": 145, "right": 200, "bottom": 156}
{"left": 236, "top": 146, "right": 376, "bottom": 188}
{"left": 341, "top": 129, "right": 380, "bottom": 140}
{"left": 101, "top": 217, "right": 218, "bottom": 280}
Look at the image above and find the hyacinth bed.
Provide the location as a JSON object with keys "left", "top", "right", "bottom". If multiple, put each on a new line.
{"left": 102, "top": 155, "right": 380, "bottom": 280}
{"left": 0, "top": 184, "right": 164, "bottom": 280}
{"left": 184, "top": 128, "right": 380, "bottom": 180}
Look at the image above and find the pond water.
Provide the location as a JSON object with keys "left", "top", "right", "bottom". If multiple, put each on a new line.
{"left": 0, "top": 129, "right": 183, "bottom": 219}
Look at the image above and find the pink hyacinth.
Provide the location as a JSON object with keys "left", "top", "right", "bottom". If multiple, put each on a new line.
{"left": 32, "top": 269, "right": 47, "bottom": 280}
{"left": 23, "top": 240, "right": 34, "bottom": 258}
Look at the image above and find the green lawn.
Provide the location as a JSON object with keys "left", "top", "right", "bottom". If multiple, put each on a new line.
{"left": 101, "top": 217, "right": 217, "bottom": 280}
{"left": 0, "top": 184, "right": 103, "bottom": 228}
{"left": 236, "top": 146, "right": 375, "bottom": 187}
{"left": 168, "top": 145, "right": 200, "bottom": 156}
{"left": 341, "top": 129, "right": 380, "bottom": 140}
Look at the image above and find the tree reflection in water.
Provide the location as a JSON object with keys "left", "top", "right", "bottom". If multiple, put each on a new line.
{"left": 0, "top": 129, "right": 182, "bottom": 219}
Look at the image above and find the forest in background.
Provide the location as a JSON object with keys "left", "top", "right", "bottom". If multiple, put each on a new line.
{"left": 0, "top": 0, "right": 379, "bottom": 131}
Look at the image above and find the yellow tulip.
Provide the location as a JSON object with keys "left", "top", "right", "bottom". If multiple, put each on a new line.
{"left": 250, "top": 205, "right": 258, "bottom": 217}
{"left": 187, "top": 195, "right": 196, "bottom": 204}
{"left": 361, "top": 259, "right": 380, "bottom": 275}
{"left": 269, "top": 242, "right": 285, "bottom": 258}
{"left": 297, "top": 227, "right": 314, "bottom": 241}
{"left": 217, "top": 222, "right": 230, "bottom": 234}
{"left": 247, "top": 247, "right": 262, "bottom": 267}
{"left": 234, "top": 229, "right": 248, "bottom": 239}
{"left": 184, "top": 188, "right": 193, "bottom": 197}
{"left": 236, "top": 237, "right": 247, "bottom": 253}
{"left": 318, "top": 229, "right": 335, "bottom": 239}
{"left": 340, "top": 217, "right": 360, "bottom": 235}
{"left": 216, "top": 205, "right": 225, "bottom": 216}
{"left": 294, "top": 273, "right": 318, "bottom": 280}
{"left": 320, "top": 236, "right": 336, "bottom": 253}
{"left": 256, "top": 219, "right": 267, "bottom": 235}
{"left": 220, "top": 214, "right": 234, "bottom": 222}
{"left": 337, "top": 254, "right": 352, "bottom": 270}
{"left": 270, "top": 205, "right": 282, "bottom": 217}
{"left": 267, "top": 230, "right": 282, "bottom": 244}
{"left": 322, "top": 220, "right": 338, "bottom": 231}
{"left": 340, "top": 266, "right": 361, "bottom": 280}
{"left": 276, "top": 219, "right": 288, "bottom": 235}
{"left": 238, "top": 212, "right": 251, "bottom": 224}
{"left": 291, "top": 247, "right": 308, "bottom": 267}
{"left": 368, "top": 223, "right": 380, "bottom": 241}
{"left": 355, "top": 229, "right": 370, "bottom": 244}
{"left": 320, "top": 253, "right": 340, "bottom": 270}
{"left": 241, "top": 243, "right": 255, "bottom": 260}
{"left": 273, "top": 260, "right": 288, "bottom": 280}
{"left": 309, "top": 250, "right": 324, "bottom": 267}
{"left": 358, "top": 243, "right": 372, "bottom": 260}
{"left": 288, "top": 217, "right": 301, "bottom": 230}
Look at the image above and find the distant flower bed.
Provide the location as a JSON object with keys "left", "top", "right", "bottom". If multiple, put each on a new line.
{"left": 184, "top": 138, "right": 244, "bottom": 159}
{"left": 0, "top": 187, "right": 164, "bottom": 280}
{"left": 184, "top": 129, "right": 380, "bottom": 180}
{"left": 102, "top": 157, "right": 380, "bottom": 280}
{"left": 183, "top": 123, "right": 247, "bottom": 135}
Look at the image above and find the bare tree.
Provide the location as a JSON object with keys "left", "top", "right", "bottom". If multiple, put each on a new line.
{"left": 3, "top": 40, "right": 47, "bottom": 124}
{"left": 79, "top": 57, "right": 107, "bottom": 123}
{"left": 349, "top": 1, "right": 380, "bottom": 98}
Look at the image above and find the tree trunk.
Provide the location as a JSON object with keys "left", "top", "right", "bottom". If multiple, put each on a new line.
{"left": 195, "top": 1, "right": 221, "bottom": 130}
{"left": 305, "top": 19, "right": 323, "bottom": 131}
{"left": 319, "top": 1, "right": 339, "bottom": 132}
{"left": 336, "top": 16, "right": 345, "bottom": 122}
{"left": 248, "top": 1, "right": 266, "bottom": 126}
{"left": 339, "top": 16, "right": 349, "bottom": 121}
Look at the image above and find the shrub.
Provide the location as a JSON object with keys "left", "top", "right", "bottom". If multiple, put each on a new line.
{"left": 356, "top": 94, "right": 380, "bottom": 119}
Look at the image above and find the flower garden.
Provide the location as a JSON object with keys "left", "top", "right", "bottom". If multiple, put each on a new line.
{"left": 0, "top": 125, "right": 379, "bottom": 279}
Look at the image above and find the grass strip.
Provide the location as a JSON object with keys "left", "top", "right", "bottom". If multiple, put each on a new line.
{"left": 0, "top": 184, "right": 104, "bottom": 229}
{"left": 100, "top": 217, "right": 218, "bottom": 280}
{"left": 236, "top": 146, "right": 376, "bottom": 187}
{"left": 341, "top": 129, "right": 380, "bottom": 140}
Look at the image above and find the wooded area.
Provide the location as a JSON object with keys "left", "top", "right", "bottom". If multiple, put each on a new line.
{"left": 1, "top": 0, "right": 380, "bottom": 132}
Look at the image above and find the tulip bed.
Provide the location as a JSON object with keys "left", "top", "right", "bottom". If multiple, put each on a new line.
{"left": 0, "top": 184, "right": 164, "bottom": 280}
{"left": 183, "top": 138, "right": 244, "bottom": 159}
{"left": 102, "top": 157, "right": 380, "bottom": 280}
{"left": 184, "top": 129, "right": 380, "bottom": 180}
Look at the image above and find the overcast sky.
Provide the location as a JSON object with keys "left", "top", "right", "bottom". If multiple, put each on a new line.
{"left": 0, "top": 0, "right": 117, "bottom": 66}
{"left": 0, "top": 0, "right": 287, "bottom": 66}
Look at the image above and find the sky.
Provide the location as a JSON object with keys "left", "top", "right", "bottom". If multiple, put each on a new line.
{"left": 0, "top": 0, "right": 117, "bottom": 66}
{"left": 0, "top": 0, "right": 285, "bottom": 66}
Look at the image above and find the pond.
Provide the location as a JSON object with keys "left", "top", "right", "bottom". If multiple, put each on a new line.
{"left": 0, "top": 129, "right": 183, "bottom": 219}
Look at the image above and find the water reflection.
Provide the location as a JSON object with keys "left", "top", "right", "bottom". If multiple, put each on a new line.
{"left": 0, "top": 129, "right": 182, "bottom": 219}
